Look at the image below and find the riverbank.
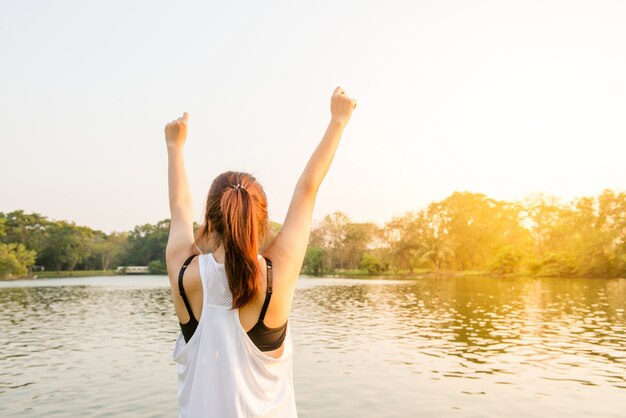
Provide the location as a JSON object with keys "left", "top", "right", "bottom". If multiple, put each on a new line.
{"left": 3, "top": 269, "right": 624, "bottom": 281}
{"left": 1, "top": 270, "right": 121, "bottom": 280}
{"left": 319, "top": 269, "right": 503, "bottom": 280}
{"left": 312, "top": 269, "right": 626, "bottom": 280}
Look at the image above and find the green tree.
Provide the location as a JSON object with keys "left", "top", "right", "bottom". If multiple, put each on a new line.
{"left": 343, "top": 222, "right": 379, "bottom": 270}
{"left": 0, "top": 243, "right": 37, "bottom": 277}
{"left": 310, "top": 212, "right": 350, "bottom": 271}
{"left": 90, "top": 231, "right": 128, "bottom": 271}
{"left": 302, "top": 246, "right": 325, "bottom": 275}
{"left": 122, "top": 219, "right": 170, "bottom": 266}
{"left": 383, "top": 212, "right": 427, "bottom": 272}
{"left": 37, "top": 222, "right": 92, "bottom": 271}
{"left": 0, "top": 210, "right": 50, "bottom": 255}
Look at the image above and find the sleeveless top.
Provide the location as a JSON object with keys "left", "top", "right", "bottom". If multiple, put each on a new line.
{"left": 178, "top": 253, "right": 288, "bottom": 351}
{"left": 172, "top": 253, "right": 298, "bottom": 418}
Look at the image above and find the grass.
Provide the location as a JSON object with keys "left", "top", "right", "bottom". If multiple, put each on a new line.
{"left": 310, "top": 268, "right": 521, "bottom": 279}
{"left": 27, "top": 270, "right": 120, "bottom": 279}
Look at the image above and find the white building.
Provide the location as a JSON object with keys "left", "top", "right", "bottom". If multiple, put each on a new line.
{"left": 115, "top": 266, "right": 150, "bottom": 274}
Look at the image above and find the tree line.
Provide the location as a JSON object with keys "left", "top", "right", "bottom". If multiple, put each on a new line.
{"left": 302, "top": 189, "right": 626, "bottom": 278}
{"left": 0, "top": 211, "right": 172, "bottom": 277}
{"left": 1, "top": 189, "right": 625, "bottom": 278}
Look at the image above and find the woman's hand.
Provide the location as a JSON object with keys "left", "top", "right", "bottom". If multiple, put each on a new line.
{"left": 165, "top": 112, "right": 189, "bottom": 149}
{"left": 265, "top": 86, "right": 357, "bottom": 292}
{"left": 330, "top": 87, "right": 357, "bottom": 125}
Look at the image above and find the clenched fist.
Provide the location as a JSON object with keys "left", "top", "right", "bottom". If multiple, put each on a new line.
{"left": 330, "top": 87, "right": 357, "bottom": 125}
{"left": 164, "top": 112, "right": 189, "bottom": 149}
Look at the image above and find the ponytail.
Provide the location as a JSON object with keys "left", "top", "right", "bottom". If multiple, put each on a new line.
{"left": 221, "top": 183, "right": 262, "bottom": 309}
{"left": 197, "top": 171, "right": 269, "bottom": 309}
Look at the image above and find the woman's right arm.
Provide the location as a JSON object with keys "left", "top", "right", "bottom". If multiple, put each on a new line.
{"left": 266, "top": 86, "right": 357, "bottom": 286}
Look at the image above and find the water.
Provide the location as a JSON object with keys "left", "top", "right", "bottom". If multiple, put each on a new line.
{"left": 1, "top": 275, "right": 625, "bottom": 417}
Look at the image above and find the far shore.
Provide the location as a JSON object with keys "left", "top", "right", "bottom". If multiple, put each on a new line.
{"left": 2, "top": 269, "right": 624, "bottom": 281}
{"left": 1, "top": 270, "right": 123, "bottom": 281}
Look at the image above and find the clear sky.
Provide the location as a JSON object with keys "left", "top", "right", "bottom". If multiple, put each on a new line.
{"left": 1, "top": 0, "right": 625, "bottom": 234}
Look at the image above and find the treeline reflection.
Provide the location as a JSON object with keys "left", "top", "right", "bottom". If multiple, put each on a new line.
{"left": 294, "top": 276, "right": 625, "bottom": 381}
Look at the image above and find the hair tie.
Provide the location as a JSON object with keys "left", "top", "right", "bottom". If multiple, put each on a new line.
{"left": 232, "top": 183, "right": 245, "bottom": 190}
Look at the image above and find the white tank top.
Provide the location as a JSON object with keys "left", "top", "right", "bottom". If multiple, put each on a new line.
{"left": 172, "top": 253, "right": 298, "bottom": 418}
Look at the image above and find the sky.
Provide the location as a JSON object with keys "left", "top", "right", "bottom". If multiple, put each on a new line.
{"left": 1, "top": 0, "right": 625, "bottom": 234}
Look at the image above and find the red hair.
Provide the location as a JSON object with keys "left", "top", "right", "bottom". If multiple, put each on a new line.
{"left": 195, "top": 171, "right": 269, "bottom": 309}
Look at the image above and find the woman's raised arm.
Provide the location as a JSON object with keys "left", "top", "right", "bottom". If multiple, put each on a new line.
{"left": 266, "top": 87, "right": 357, "bottom": 284}
{"left": 164, "top": 112, "right": 198, "bottom": 281}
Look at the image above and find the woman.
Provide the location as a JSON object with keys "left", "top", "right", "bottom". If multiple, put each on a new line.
{"left": 164, "top": 86, "right": 357, "bottom": 417}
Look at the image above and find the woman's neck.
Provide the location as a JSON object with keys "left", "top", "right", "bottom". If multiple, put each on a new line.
{"left": 212, "top": 244, "right": 226, "bottom": 264}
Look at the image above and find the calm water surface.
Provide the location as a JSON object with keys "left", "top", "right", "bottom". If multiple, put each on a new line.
{"left": 1, "top": 275, "right": 625, "bottom": 417}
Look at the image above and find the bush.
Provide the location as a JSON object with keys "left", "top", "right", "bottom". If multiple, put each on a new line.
{"left": 615, "top": 252, "right": 626, "bottom": 278}
{"left": 535, "top": 252, "right": 576, "bottom": 277}
{"left": 360, "top": 253, "right": 388, "bottom": 275}
{"left": 489, "top": 245, "right": 525, "bottom": 274}
{"left": 148, "top": 259, "right": 167, "bottom": 275}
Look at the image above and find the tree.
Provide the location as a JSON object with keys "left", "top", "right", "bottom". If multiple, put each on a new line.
{"left": 419, "top": 234, "right": 453, "bottom": 272}
{"left": 122, "top": 219, "right": 170, "bottom": 266}
{"left": 430, "top": 192, "right": 500, "bottom": 270}
{"left": 309, "top": 212, "right": 350, "bottom": 271}
{"left": 598, "top": 189, "right": 626, "bottom": 276}
{"left": 382, "top": 212, "right": 426, "bottom": 272}
{"left": 343, "top": 222, "right": 379, "bottom": 270}
{"left": 0, "top": 243, "right": 37, "bottom": 277}
{"left": 0, "top": 210, "right": 50, "bottom": 255}
{"left": 302, "top": 246, "right": 325, "bottom": 275}
{"left": 37, "top": 221, "right": 92, "bottom": 271}
{"left": 91, "top": 232, "right": 128, "bottom": 271}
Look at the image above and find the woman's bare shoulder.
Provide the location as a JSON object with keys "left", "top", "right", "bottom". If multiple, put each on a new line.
{"left": 167, "top": 251, "right": 203, "bottom": 294}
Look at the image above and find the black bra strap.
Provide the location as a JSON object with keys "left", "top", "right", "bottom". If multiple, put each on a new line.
{"left": 178, "top": 254, "right": 199, "bottom": 322}
{"left": 258, "top": 258, "right": 273, "bottom": 322}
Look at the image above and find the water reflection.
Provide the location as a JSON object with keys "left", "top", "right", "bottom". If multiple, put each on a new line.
{"left": 0, "top": 279, "right": 180, "bottom": 418}
{"left": 1, "top": 275, "right": 624, "bottom": 417}
{"left": 292, "top": 276, "right": 626, "bottom": 417}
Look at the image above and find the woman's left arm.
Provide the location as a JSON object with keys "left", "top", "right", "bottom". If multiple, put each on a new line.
{"left": 164, "top": 112, "right": 197, "bottom": 278}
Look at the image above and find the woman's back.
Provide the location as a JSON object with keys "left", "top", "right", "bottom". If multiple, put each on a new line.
{"left": 173, "top": 253, "right": 297, "bottom": 418}
{"left": 164, "top": 87, "right": 356, "bottom": 417}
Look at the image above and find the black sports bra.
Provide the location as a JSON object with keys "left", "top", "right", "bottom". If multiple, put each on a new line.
{"left": 178, "top": 254, "right": 288, "bottom": 352}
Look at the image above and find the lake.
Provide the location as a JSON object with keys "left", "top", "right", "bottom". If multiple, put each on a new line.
{"left": 1, "top": 275, "right": 625, "bottom": 417}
